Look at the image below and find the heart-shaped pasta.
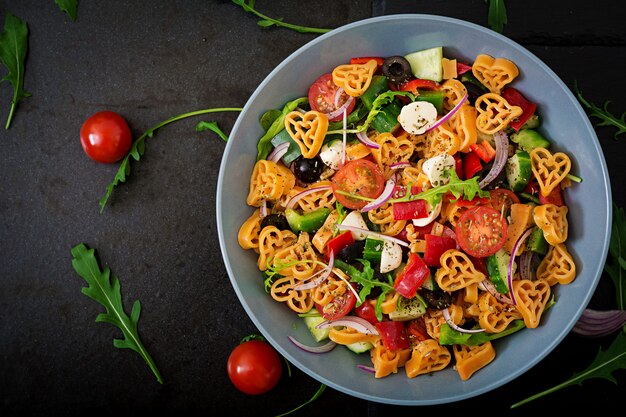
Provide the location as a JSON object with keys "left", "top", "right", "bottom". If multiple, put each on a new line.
{"left": 453, "top": 342, "right": 496, "bottom": 381}
{"left": 530, "top": 147, "right": 572, "bottom": 197}
{"left": 246, "top": 159, "right": 296, "bottom": 207}
{"left": 370, "top": 339, "right": 412, "bottom": 378}
{"left": 257, "top": 226, "right": 297, "bottom": 271}
{"left": 512, "top": 279, "right": 551, "bottom": 328}
{"left": 332, "top": 59, "right": 378, "bottom": 97}
{"left": 472, "top": 54, "right": 519, "bottom": 94}
{"left": 405, "top": 339, "right": 451, "bottom": 378}
{"left": 475, "top": 93, "right": 523, "bottom": 134}
{"left": 478, "top": 292, "right": 522, "bottom": 333}
{"left": 533, "top": 203, "right": 569, "bottom": 245}
{"left": 284, "top": 110, "right": 329, "bottom": 158}
{"left": 441, "top": 79, "right": 468, "bottom": 112}
{"left": 435, "top": 249, "right": 486, "bottom": 291}
{"left": 269, "top": 276, "right": 314, "bottom": 314}
{"left": 237, "top": 208, "right": 262, "bottom": 252}
{"left": 448, "top": 104, "right": 477, "bottom": 153}
{"left": 372, "top": 132, "right": 415, "bottom": 179}
{"left": 536, "top": 243, "right": 577, "bottom": 286}
{"left": 270, "top": 232, "right": 319, "bottom": 280}
{"left": 424, "top": 120, "right": 460, "bottom": 157}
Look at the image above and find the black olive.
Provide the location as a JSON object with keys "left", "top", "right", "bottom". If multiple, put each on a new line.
{"left": 260, "top": 213, "right": 290, "bottom": 231}
{"left": 462, "top": 81, "right": 486, "bottom": 106}
{"left": 336, "top": 240, "right": 366, "bottom": 263}
{"left": 419, "top": 289, "right": 454, "bottom": 310}
{"left": 382, "top": 56, "right": 412, "bottom": 84}
{"left": 293, "top": 156, "right": 323, "bottom": 183}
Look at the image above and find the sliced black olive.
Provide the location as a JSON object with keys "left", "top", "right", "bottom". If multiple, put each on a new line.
{"left": 337, "top": 240, "right": 366, "bottom": 264}
{"left": 382, "top": 56, "right": 412, "bottom": 85}
{"left": 419, "top": 289, "right": 454, "bottom": 310}
{"left": 260, "top": 213, "right": 290, "bottom": 231}
{"left": 293, "top": 156, "right": 323, "bottom": 183}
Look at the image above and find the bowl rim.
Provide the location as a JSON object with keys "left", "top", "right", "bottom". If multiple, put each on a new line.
{"left": 217, "top": 13, "right": 612, "bottom": 405}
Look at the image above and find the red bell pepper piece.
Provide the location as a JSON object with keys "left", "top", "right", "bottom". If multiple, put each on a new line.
{"left": 406, "top": 318, "right": 430, "bottom": 343}
{"left": 468, "top": 255, "right": 488, "bottom": 275}
{"left": 539, "top": 186, "right": 565, "bottom": 207}
{"left": 453, "top": 153, "right": 464, "bottom": 179}
{"left": 393, "top": 253, "right": 430, "bottom": 298}
{"left": 393, "top": 199, "right": 428, "bottom": 220}
{"left": 375, "top": 320, "right": 410, "bottom": 350}
{"left": 456, "top": 61, "right": 472, "bottom": 75}
{"left": 501, "top": 87, "right": 537, "bottom": 132}
{"left": 524, "top": 177, "right": 540, "bottom": 195}
{"left": 423, "top": 234, "right": 457, "bottom": 267}
{"left": 463, "top": 151, "right": 483, "bottom": 179}
{"left": 325, "top": 231, "right": 354, "bottom": 261}
{"left": 469, "top": 141, "right": 496, "bottom": 163}
{"left": 349, "top": 57, "right": 385, "bottom": 67}
{"left": 454, "top": 195, "right": 490, "bottom": 207}
{"left": 400, "top": 78, "right": 440, "bottom": 93}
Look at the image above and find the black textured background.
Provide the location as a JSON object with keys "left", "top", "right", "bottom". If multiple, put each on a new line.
{"left": 1, "top": 1, "right": 624, "bottom": 416}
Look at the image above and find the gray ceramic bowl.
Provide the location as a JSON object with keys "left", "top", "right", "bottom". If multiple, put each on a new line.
{"left": 217, "top": 14, "right": 612, "bottom": 405}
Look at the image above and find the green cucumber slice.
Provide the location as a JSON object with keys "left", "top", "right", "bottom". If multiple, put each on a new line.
{"left": 404, "top": 47, "right": 443, "bottom": 82}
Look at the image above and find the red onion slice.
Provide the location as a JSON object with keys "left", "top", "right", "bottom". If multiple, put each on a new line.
{"left": 361, "top": 174, "right": 397, "bottom": 212}
{"left": 356, "top": 131, "right": 380, "bottom": 149}
{"left": 335, "top": 224, "right": 409, "bottom": 247}
{"left": 357, "top": 364, "right": 376, "bottom": 373}
{"left": 443, "top": 308, "right": 485, "bottom": 333}
{"left": 316, "top": 315, "right": 380, "bottom": 335}
{"left": 425, "top": 94, "right": 468, "bottom": 133}
{"left": 519, "top": 250, "right": 537, "bottom": 280}
{"left": 479, "top": 131, "right": 509, "bottom": 189}
{"left": 267, "top": 142, "right": 290, "bottom": 164}
{"left": 259, "top": 200, "right": 268, "bottom": 218}
{"left": 294, "top": 252, "right": 334, "bottom": 291}
{"left": 288, "top": 336, "right": 337, "bottom": 353}
{"left": 341, "top": 108, "right": 347, "bottom": 165}
{"left": 334, "top": 87, "right": 345, "bottom": 107}
{"left": 572, "top": 309, "right": 626, "bottom": 337}
{"left": 507, "top": 228, "right": 534, "bottom": 305}
{"left": 326, "top": 95, "right": 355, "bottom": 121}
{"left": 390, "top": 161, "right": 410, "bottom": 170}
{"left": 286, "top": 185, "right": 332, "bottom": 209}
{"left": 478, "top": 280, "right": 514, "bottom": 305}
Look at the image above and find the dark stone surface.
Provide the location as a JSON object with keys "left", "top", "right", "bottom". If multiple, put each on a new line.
{"left": 1, "top": 1, "right": 624, "bottom": 416}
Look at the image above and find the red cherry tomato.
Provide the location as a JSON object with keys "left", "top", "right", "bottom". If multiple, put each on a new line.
{"left": 331, "top": 159, "right": 385, "bottom": 210}
{"left": 308, "top": 73, "right": 356, "bottom": 122}
{"left": 355, "top": 299, "right": 379, "bottom": 325}
{"left": 456, "top": 206, "right": 508, "bottom": 258}
{"left": 80, "top": 111, "right": 132, "bottom": 163}
{"left": 227, "top": 339, "right": 282, "bottom": 395}
{"left": 317, "top": 282, "right": 357, "bottom": 321}
{"left": 488, "top": 188, "right": 520, "bottom": 217}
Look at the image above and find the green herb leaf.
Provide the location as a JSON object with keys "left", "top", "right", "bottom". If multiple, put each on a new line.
{"left": 485, "top": 0, "right": 507, "bottom": 33}
{"left": 70, "top": 243, "right": 163, "bottom": 384}
{"left": 511, "top": 331, "right": 626, "bottom": 408}
{"left": 0, "top": 13, "right": 30, "bottom": 129}
{"left": 575, "top": 82, "right": 626, "bottom": 140}
{"left": 55, "top": 0, "right": 79, "bottom": 21}
{"left": 275, "top": 383, "right": 326, "bottom": 417}
{"left": 99, "top": 107, "right": 242, "bottom": 212}
{"left": 257, "top": 97, "right": 308, "bottom": 160}
{"left": 232, "top": 0, "right": 331, "bottom": 34}
{"left": 260, "top": 109, "right": 282, "bottom": 131}
{"left": 195, "top": 120, "right": 229, "bottom": 141}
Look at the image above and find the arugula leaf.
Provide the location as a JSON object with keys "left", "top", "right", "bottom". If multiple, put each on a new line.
{"left": 575, "top": 83, "right": 626, "bottom": 140}
{"left": 511, "top": 331, "right": 626, "bottom": 408}
{"left": 604, "top": 202, "right": 626, "bottom": 311}
{"left": 0, "top": 13, "right": 30, "bottom": 129}
{"left": 70, "top": 243, "right": 163, "bottom": 384}
{"left": 232, "top": 0, "right": 331, "bottom": 34}
{"left": 256, "top": 97, "right": 308, "bottom": 160}
{"left": 275, "top": 383, "right": 326, "bottom": 417}
{"left": 334, "top": 258, "right": 394, "bottom": 321}
{"left": 99, "top": 107, "right": 242, "bottom": 212}
{"left": 195, "top": 121, "right": 229, "bottom": 141}
{"left": 392, "top": 168, "right": 489, "bottom": 207}
{"left": 485, "top": 0, "right": 507, "bottom": 33}
{"left": 55, "top": 0, "right": 79, "bottom": 21}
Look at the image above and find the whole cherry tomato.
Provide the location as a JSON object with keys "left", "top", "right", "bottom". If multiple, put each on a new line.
{"left": 80, "top": 111, "right": 132, "bottom": 163}
{"left": 227, "top": 339, "right": 282, "bottom": 395}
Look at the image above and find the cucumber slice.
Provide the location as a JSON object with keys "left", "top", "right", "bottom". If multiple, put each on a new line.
{"left": 346, "top": 341, "right": 374, "bottom": 354}
{"left": 388, "top": 294, "right": 427, "bottom": 321}
{"left": 526, "top": 226, "right": 548, "bottom": 256}
{"left": 486, "top": 248, "right": 513, "bottom": 294}
{"left": 404, "top": 47, "right": 443, "bottom": 82}
{"left": 303, "top": 314, "right": 329, "bottom": 342}
{"left": 510, "top": 129, "right": 550, "bottom": 152}
{"left": 505, "top": 151, "right": 532, "bottom": 192}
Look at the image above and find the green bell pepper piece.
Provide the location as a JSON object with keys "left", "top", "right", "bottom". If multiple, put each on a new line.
{"left": 285, "top": 208, "right": 331, "bottom": 233}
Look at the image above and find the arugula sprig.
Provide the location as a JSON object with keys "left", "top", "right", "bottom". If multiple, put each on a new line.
{"left": 99, "top": 107, "right": 242, "bottom": 212}
{"left": 575, "top": 83, "right": 626, "bottom": 140}
{"left": 55, "top": 0, "right": 79, "bottom": 21}
{"left": 232, "top": 0, "right": 331, "bottom": 34}
{"left": 257, "top": 97, "right": 308, "bottom": 160}
{"left": 334, "top": 258, "right": 394, "bottom": 321}
{"left": 70, "top": 243, "right": 163, "bottom": 384}
{"left": 0, "top": 13, "right": 30, "bottom": 129}
{"left": 485, "top": 0, "right": 507, "bottom": 33}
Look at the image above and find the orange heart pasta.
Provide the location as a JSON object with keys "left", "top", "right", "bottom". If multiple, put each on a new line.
{"left": 239, "top": 48, "right": 580, "bottom": 382}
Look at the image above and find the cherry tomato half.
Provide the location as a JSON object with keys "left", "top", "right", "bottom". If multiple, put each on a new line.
{"left": 456, "top": 205, "right": 508, "bottom": 258}
{"left": 308, "top": 73, "right": 356, "bottom": 122}
{"left": 488, "top": 188, "right": 520, "bottom": 217}
{"left": 80, "top": 111, "right": 132, "bottom": 163}
{"left": 331, "top": 159, "right": 385, "bottom": 210}
{"left": 226, "top": 339, "right": 282, "bottom": 395}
